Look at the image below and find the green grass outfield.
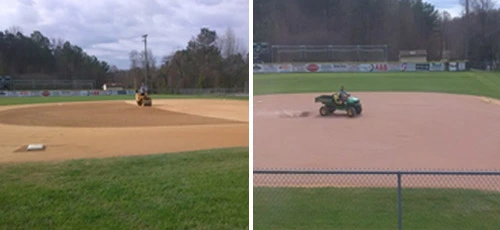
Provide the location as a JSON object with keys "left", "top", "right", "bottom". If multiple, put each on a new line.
{"left": 253, "top": 71, "right": 500, "bottom": 229}
{"left": 0, "top": 94, "right": 248, "bottom": 106}
{"left": 0, "top": 96, "right": 249, "bottom": 229}
{"left": 0, "top": 148, "right": 249, "bottom": 230}
{"left": 254, "top": 187, "right": 500, "bottom": 230}
{"left": 254, "top": 71, "right": 500, "bottom": 98}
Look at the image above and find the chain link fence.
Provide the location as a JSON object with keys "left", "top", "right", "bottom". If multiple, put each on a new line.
{"left": 253, "top": 170, "right": 500, "bottom": 230}
{"left": 9, "top": 79, "right": 95, "bottom": 90}
{"left": 153, "top": 81, "right": 249, "bottom": 97}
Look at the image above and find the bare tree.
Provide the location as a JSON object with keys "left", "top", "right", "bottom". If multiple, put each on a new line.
{"left": 470, "top": 0, "right": 497, "bottom": 12}
{"left": 140, "top": 49, "right": 156, "bottom": 70}
{"left": 218, "top": 27, "right": 244, "bottom": 58}
{"left": 6, "top": 26, "right": 23, "bottom": 35}
{"left": 129, "top": 50, "right": 141, "bottom": 88}
{"left": 129, "top": 50, "right": 140, "bottom": 69}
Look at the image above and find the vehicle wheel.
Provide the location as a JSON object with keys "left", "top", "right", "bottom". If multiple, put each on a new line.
{"left": 319, "top": 106, "right": 329, "bottom": 116}
{"left": 137, "top": 100, "right": 142, "bottom": 106}
{"left": 347, "top": 107, "right": 357, "bottom": 117}
{"left": 356, "top": 107, "right": 362, "bottom": 115}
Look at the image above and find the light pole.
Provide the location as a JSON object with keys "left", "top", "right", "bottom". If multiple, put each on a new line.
{"left": 465, "top": 0, "right": 469, "bottom": 62}
{"left": 142, "top": 34, "right": 149, "bottom": 86}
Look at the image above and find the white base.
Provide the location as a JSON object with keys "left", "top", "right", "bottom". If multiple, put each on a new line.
{"left": 27, "top": 144, "right": 45, "bottom": 151}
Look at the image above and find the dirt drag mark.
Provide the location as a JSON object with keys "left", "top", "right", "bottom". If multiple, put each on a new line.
{"left": 253, "top": 92, "right": 500, "bottom": 190}
{"left": 0, "top": 99, "right": 248, "bottom": 163}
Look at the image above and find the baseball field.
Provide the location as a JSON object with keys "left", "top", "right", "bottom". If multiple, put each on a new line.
{"left": 253, "top": 71, "right": 500, "bottom": 229}
{"left": 0, "top": 94, "right": 249, "bottom": 229}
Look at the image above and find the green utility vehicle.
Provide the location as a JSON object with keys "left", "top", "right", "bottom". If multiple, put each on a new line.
{"left": 314, "top": 93, "right": 362, "bottom": 117}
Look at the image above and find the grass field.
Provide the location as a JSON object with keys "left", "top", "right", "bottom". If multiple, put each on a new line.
{"left": 0, "top": 94, "right": 248, "bottom": 106}
{"left": 0, "top": 148, "right": 249, "bottom": 230}
{"left": 253, "top": 71, "right": 500, "bottom": 229}
{"left": 0, "top": 95, "right": 249, "bottom": 229}
{"left": 253, "top": 71, "right": 500, "bottom": 98}
{"left": 254, "top": 187, "right": 500, "bottom": 230}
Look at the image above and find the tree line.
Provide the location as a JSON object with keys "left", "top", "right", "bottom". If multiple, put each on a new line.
{"left": 254, "top": 0, "right": 500, "bottom": 69}
{"left": 0, "top": 27, "right": 110, "bottom": 84}
{"left": 117, "top": 27, "right": 249, "bottom": 92}
{"left": 0, "top": 26, "right": 248, "bottom": 92}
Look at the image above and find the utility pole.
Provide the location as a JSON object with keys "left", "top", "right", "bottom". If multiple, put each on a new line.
{"left": 142, "top": 34, "right": 149, "bottom": 86}
{"left": 465, "top": 0, "right": 469, "bottom": 62}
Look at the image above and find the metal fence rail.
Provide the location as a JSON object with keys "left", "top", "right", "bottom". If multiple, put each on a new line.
{"left": 157, "top": 85, "right": 249, "bottom": 96}
{"left": 11, "top": 79, "right": 95, "bottom": 90}
{"left": 253, "top": 170, "right": 500, "bottom": 230}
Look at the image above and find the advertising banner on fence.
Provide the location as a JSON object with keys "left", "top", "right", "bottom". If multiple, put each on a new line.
{"left": 253, "top": 63, "right": 279, "bottom": 73}
{"left": 358, "top": 64, "right": 374, "bottom": 72}
{"left": 400, "top": 63, "right": 410, "bottom": 71}
{"left": 388, "top": 63, "right": 402, "bottom": 72}
{"left": 373, "top": 63, "right": 389, "bottom": 72}
{"left": 0, "top": 90, "right": 14, "bottom": 97}
{"left": 278, "top": 63, "right": 294, "bottom": 73}
{"left": 450, "top": 62, "right": 457, "bottom": 71}
{"left": 449, "top": 62, "right": 467, "bottom": 71}
{"left": 290, "top": 63, "right": 350, "bottom": 73}
{"left": 416, "top": 63, "right": 430, "bottom": 71}
{"left": 429, "top": 62, "right": 445, "bottom": 71}
{"left": 16, "top": 91, "right": 32, "bottom": 97}
{"left": 0, "top": 89, "right": 135, "bottom": 97}
{"left": 331, "top": 64, "right": 350, "bottom": 72}
{"left": 253, "top": 62, "right": 451, "bottom": 73}
{"left": 458, "top": 62, "right": 466, "bottom": 71}
{"left": 357, "top": 63, "right": 390, "bottom": 72}
{"left": 305, "top": 63, "right": 321, "bottom": 72}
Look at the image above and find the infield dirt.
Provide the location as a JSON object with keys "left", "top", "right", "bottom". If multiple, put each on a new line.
{"left": 254, "top": 92, "right": 500, "bottom": 170}
{"left": 0, "top": 99, "right": 248, "bottom": 163}
{"left": 253, "top": 92, "right": 500, "bottom": 189}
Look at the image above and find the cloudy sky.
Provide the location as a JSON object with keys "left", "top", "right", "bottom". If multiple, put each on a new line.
{"left": 428, "top": 0, "right": 500, "bottom": 18}
{"left": 1, "top": 0, "right": 498, "bottom": 69}
{"left": 0, "top": 0, "right": 249, "bottom": 69}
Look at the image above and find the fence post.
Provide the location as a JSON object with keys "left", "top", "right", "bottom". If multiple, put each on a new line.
{"left": 397, "top": 172, "right": 402, "bottom": 230}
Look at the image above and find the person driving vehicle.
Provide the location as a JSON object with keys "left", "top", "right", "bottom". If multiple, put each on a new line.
{"left": 139, "top": 82, "right": 148, "bottom": 95}
{"left": 339, "top": 85, "right": 350, "bottom": 103}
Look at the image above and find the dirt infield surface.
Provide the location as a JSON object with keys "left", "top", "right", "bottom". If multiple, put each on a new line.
{"left": 254, "top": 92, "right": 500, "bottom": 189}
{"left": 0, "top": 99, "right": 248, "bottom": 163}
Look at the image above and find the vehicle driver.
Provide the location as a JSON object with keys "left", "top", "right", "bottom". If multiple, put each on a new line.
{"left": 139, "top": 82, "right": 148, "bottom": 95}
{"left": 339, "top": 85, "right": 349, "bottom": 103}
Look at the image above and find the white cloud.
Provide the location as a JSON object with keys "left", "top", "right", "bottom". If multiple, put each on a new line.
{"left": 0, "top": 0, "right": 249, "bottom": 69}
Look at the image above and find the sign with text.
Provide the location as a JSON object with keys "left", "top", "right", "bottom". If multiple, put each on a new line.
{"left": 253, "top": 62, "right": 454, "bottom": 73}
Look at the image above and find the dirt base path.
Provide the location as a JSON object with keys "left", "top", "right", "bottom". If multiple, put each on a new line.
{"left": 0, "top": 99, "right": 248, "bottom": 163}
{"left": 254, "top": 92, "right": 500, "bottom": 190}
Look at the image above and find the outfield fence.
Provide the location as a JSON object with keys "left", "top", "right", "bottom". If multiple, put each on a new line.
{"left": 0, "top": 87, "right": 248, "bottom": 98}
{"left": 164, "top": 88, "right": 248, "bottom": 96}
{"left": 156, "top": 82, "right": 249, "bottom": 97}
{"left": 9, "top": 79, "right": 96, "bottom": 90}
{"left": 253, "top": 170, "right": 500, "bottom": 230}
{"left": 253, "top": 62, "right": 468, "bottom": 74}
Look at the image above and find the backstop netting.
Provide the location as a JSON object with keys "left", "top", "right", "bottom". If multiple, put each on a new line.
{"left": 270, "top": 45, "right": 389, "bottom": 63}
